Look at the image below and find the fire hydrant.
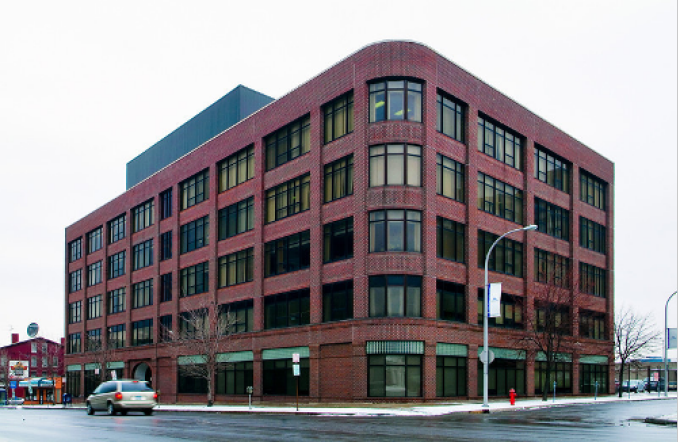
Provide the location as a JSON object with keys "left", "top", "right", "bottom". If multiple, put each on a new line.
{"left": 509, "top": 388, "right": 516, "bottom": 405}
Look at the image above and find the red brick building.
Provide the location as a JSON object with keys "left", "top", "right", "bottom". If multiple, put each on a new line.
{"left": 0, "top": 334, "right": 64, "bottom": 403}
{"left": 64, "top": 41, "right": 614, "bottom": 403}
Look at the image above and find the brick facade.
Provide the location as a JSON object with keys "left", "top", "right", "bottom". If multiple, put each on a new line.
{"left": 64, "top": 41, "right": 614, "bottom": 403}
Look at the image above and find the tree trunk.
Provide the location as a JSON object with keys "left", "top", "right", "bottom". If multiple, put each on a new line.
{"left": 618, "top": 359, "right": 626, "bottom": 398}
{"left": 542, "top": 363, "right": 551, "bottom": 401}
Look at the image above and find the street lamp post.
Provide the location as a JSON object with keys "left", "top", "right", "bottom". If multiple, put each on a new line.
{"left": 483, "top": 224, "right": 537, "bottom": 408}
{"left": 664, "top": 291, "right": 677, "bottom": 397}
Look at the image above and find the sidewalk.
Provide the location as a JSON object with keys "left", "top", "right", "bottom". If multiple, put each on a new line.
{"left": 9, "top": 392, "right": 677, "bottom": 423}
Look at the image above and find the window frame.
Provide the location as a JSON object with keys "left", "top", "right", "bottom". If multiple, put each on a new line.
{"left": 369, "top": 79, "right": 423, "bottom": 123}
{"left": 477, "top": 172, "right": 524, "bottom": 224}
{"left": 324, "top": 91, "right": 354, "bottom": 143}
{"left": 477, "top": 115, "right": 523, "bottom": 170}
{"left": 218, "top": 145, "right": 255, "bottom": 192}
{"left": 265, "top": 115, "right": 311, "bottom": 171}
{"left": 323, "top": 217, "right": 354, "bottom": 264}
{"left": 369, "top": 144, "right": 422, "bottom": 187}
{"left": 436, "top": 91, "right": 465, "bottom": 142}
{"left": 369, "top": 209, "right": 422, "bottom": 253}
{"left": 436, "top": 154, "right": 465, "bottom": 202}
{"left": 323, "top": 155, "right": 354, "bottom": 203}
{"left": 265, "top": 174, "right": 310, "bottom": 224}
{"left": 180, "top": 169, "right": 209, "bottom": 211}
{"left": 368, "top": 275, "right": 422, "bottom": 318}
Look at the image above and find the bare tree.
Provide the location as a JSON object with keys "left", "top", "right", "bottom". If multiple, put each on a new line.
{"left": 615, "top": 307, "right": 660, "bottom": 397}
{"left": 520, "top": 269, "right": 591, "bottom": 401}
{"left": 85, "top": 334, "right": 119, "bottom": 385}
{"left": 164, "top": 299, "right": 237, "bottom": 407}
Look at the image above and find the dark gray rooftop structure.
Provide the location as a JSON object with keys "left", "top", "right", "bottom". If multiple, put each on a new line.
{"left": 125, "top": 85, "right": 274, "bottom": 189}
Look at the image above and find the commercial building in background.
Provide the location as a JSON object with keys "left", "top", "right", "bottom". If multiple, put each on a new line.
{"left": 0, "top": 334, "right": 64, "bottom": 404}
{"left": 64, "top": 41, "right": 614, "bottom": 403}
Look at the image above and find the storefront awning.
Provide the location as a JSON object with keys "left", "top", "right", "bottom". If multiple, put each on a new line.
{"left": 18, "top": 378, "right": 54, "bottom": 388}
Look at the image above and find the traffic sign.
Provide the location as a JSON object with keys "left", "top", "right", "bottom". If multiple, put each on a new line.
{"left": 479, "top": 350, "right": 495, "bottom": 364}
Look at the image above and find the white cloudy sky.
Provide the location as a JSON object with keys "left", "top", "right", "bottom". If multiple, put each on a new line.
{"left": 0, "top": 1, "right": 676, "bottom": 352}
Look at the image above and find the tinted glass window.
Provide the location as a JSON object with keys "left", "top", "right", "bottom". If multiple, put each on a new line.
{"left": 121, "top": 382, "right": 154, "bottom": 392}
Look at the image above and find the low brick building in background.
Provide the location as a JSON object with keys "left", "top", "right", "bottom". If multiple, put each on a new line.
{"left": 64, "top": 41, "right": 614, "bottom": 403}
{"left": 0, "top": 333, "right": 64, "bottom": 404}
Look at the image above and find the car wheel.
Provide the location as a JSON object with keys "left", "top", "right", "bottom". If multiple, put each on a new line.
{"left": 86, "top": 402, "right": 94, "bottom": 416}
{"left": 144, "top": 409, "right": 153, "bottom": 416}
{"left": 107, "top": 402, "right": 116, "bottom": 416}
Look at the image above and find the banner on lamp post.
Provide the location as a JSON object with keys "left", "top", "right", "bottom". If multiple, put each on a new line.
{"left": 488, "top": 283, "right": 502, "bottom": 318}
{"left": 667, "top": 328, "right": 677, "bottom": 349}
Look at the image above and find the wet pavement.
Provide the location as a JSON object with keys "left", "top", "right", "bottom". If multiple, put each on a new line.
{"left": 0, "top": 397, "right": 676, "bottom": 441}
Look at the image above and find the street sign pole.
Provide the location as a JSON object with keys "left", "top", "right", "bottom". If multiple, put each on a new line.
{"left": 664, "top": 291, "right": 677, "bottom": 397}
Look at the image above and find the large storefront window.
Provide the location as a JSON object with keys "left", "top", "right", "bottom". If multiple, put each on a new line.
{"left": 216, "top": 362, "right": 253, "bottom": 395}
{"left": 580, "top": 361, "right": 609, "bottom": 394}
{"left": 178, "top": 366, "right": 208, "bottom": 394}
{"left": 535, "top": 361, "right": 572, "bottom": 394}
{"left": 263, "top": 359, "right": 309, "bottom": 396}
{"left": 477, "top": 358, "right": 526, "bottom": 396}
{"left": 367, "top": 341, "right": 423, "bottom": 398}
{"left": 437, "top": 356, "right": 467, "bottom": 397}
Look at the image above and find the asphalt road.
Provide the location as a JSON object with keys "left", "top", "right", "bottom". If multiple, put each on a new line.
{"left": 0, "top": 400, "right": 675, "bottom": 441}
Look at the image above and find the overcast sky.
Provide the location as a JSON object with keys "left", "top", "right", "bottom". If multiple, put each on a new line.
{"left": 0, "top": 1, "right": 676, "bottom": 354}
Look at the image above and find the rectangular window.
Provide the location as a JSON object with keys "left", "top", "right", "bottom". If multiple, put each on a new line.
{"left": 477, "top": 291, "right": 523, "bottom": 329}
{"left": 178, "top": 366, "right": 207, "bottom": 394}
{"left": 436, "top": 154, "right": 465, "bottom": 202}
{"left": 87, "top": 227, "right": 103, "bottom": 254}
{"left": 535, "top": 198, "right": 570, "bottom": 241}
{"left": 218, "top": 145, "right": 255, "bottom": 192}
{"left": 580, "top": 262, "right": 606, "bottom": 297}
{"left": 218, "top": 248, "right": 254, "bottom": 288}
{"left": 218, "top": 197, "right": 254, "bottom": 240}
{"left": 580, "top": 311, "right": 606, "bottom": 340}
{"left": 87, "top": 261, "right": 102, "bottom": 286}
{"left": 67, "top": 333, "right": 81, "bottom": 354}
{"left": 69, "top": 238, "right": 82, "bottom": 262}
{"left": 324, "top": 155, "right": 354, "bottom": 203}
{"left": 437, "top": 280, "right": 465, "bottom": 322}
{"left": 436, "top": 217, "right": 465, "bottom": 263}
{"left": 87, "top": 294, "right": 102, "bottom": 320}
{"left": 217, "top": 361, "right": 254, "bottom": 395}
{"left": 534, "top": 249, "right": 570, "bottom": 287}
{"left": 323, "top": 217, "right": 354, "bottom": 263}
{"left": 107, "top": 251, "right": 126, "bottom": 279}
{"left": 265, "top": 115, "right": 311, "bottom": 170}
{"left": 264, "top": 231, "right": 310, "bottom": 277}
{"left": 180, "top": 216, "right": 209, "bottom": 254}
{"left": 437, "top": 356, "right": 467, "bottom": 397}
{"left": 180, "top": 169, "right": 209, "bottom": 210}
{"left": 369, "top": 144, "right": 422, "bottom": 187}
{"left": 86, "top": 329, "right": 101, "bottom": 352}
{"left": 369, "top": 209, "right": 422, "bottom": 253}
{"left": 323, "top": 280, "right": 353, "bottom": 322}
{"left": 535, "top": 361, "right": 572, "bottom": 394}
{"left": 369, "top": 79, "right": 422, "bottom": 123}
{"left": 263, "top": 358, "right": 309, "bottom": 396}
{"left": 69, "top": 269, "right": 82, "bottom": 293}
{"left": 132, "top": 319, "right": 153, "bottom": 346}
{"left": 477, "top": 230, "right": 524, "bottom": 277}
{"left": 108, "top": 214, "right": 126, "bottom": 244}
{"left": 534, "top": 146, "right": 569, "bottom": 193}
{"left": 580, "top": 363, "right": 608, "bottom": 394}
{"left": 180, "top": 261, "right": 209, "bottom": 297}
{"left": 580, "top": 170, "right": 606, "bottom": 210}
{"left": 477, "top": 116, "right": 523, "bottom": 169}
{"left": 220, "top": 299, "right": 254, "bottom": 334}
{"left": 160, "top": 273, "right": 172, "bottom": 302}
{"left": 265, "top": 174, "right": 310, "bottom": 223}
{"left": 324, "top": 92, "right": 354, "bottom": 143}
{"left": 69, "top": 301, "right": 82, "bottom": 324}
{"left": 535, "top": 303, "right": 570, "bottom": 335}
{"left": 132, "top": 279, "right": 153, "bottom": 309}
{"left": 580, "top": 217, "right": 606, "bottom": 254}
{"left": 264, "top": 288, "right": 310, "bottom": 329}
{"left": 132, "top": 199, "right": 154, "bottom": 233}
{"left": 132, "top": 239, "right": 154, "bottom": 270}
{"left": 107, "top": 288, "right": 126, "bottom": 314}
{"left": 436, "top": 92, "right": 465, "bottom": 142}
{"left": 107, "top": 324, "right": 126, "bottom": 349}
{"left": 160, "top": 231, "right": 172, "bottom": 261}
{"left": 159, "top": 315, "right": 172, "bottom": 341}
{"left": 160, "top": 188, "right": 173, "bottom": 220}
{"left": 369, "top": 354, "right": 422, "bottom": 397}
{"left": 477, "top": 172, "right": 523, "bottom": 224}
{"left": 369, "top": 275, "right": 421, "bottom": 318}
{"left": 66, "top": 371, "right": 81, "bottom": 397}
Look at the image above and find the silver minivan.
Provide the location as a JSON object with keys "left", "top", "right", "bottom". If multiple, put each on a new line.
{"left": 86, "top": 380, "right": 157, "bottom": 416}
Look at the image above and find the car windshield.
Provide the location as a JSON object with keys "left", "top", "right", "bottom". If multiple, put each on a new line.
{"left": 121, "top": 382, "right": 154, "bottom": 392}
